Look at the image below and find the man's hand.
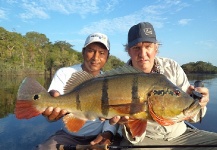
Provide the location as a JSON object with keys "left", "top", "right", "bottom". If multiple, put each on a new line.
{"left": 90, "top": 131, "right": 113, "bottom": 145}
{"left": 187, "top": 85, "right": 209, "bottom": 108}
{"left": 42, "top": 90, "right": 68, "bottom": 121}
{"left": 195, "top": 86, "right": 209, "bottom": 108}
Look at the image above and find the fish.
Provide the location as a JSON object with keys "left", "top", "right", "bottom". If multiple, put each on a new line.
{"left": 15, "top": 66, "right": 201, "bottom": 137}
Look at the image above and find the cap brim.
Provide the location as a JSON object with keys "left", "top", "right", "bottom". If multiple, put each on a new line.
{"left": 84, "top": 41, "right": 109, "bottom": 50}
{"left": 128, "top": 37, "right": 156, "bottom": 48}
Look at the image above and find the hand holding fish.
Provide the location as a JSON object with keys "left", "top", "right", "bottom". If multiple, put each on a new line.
{"left": 187, "top": 85, "right": 209, "bottom": 108}
{"left": 90, "top": 131, "right": 113, "bottom": 145}
{"left": 42, "top": 90, "right": 68, "bottom": 121}
{"left": 195, "top": 87, "right": 209, "bottom": 108}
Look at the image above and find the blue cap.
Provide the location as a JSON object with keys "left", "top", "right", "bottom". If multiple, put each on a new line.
{"left": 128, "top": 22, "right": 157, "bottom": 48}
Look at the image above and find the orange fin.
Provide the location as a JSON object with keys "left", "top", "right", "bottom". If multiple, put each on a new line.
{"left": 148, "top": 101, "right": 175, "bottom": 126}
{"left": 127, "top": 118, "right": 147, "bottom": 138}
{"left": 15, "top": 100, "right": 42, "bottom": 119}
{"left": 63, "top": 113, "right": 86, "bottom": 132}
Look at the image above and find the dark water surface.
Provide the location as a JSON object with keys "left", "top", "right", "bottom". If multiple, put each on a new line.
{"left": 0, "top": 74, "right": 216, "bottom": 150}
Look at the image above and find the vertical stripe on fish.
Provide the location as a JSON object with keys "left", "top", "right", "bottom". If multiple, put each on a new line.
{"left": 101, "top": 78, "right": 109, "bottom": 116}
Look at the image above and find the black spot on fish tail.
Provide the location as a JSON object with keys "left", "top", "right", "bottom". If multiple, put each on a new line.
{"left": 101, "top": 78, "right": 109, "bottom": 116}
{"left": 33, "top": 95, "right": 39, "bottom": 100}
{"left": 76, "top": 91, "right": 81, "bottom": 111}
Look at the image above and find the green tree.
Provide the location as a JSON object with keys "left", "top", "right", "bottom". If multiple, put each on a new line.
{"left": 182, "top": 61, "right": 217, "bottom": 74}
{"left": 103, "top": 55, "right": 125, "bottom": 71}
{"left": 0, "top": 26, "right": 125, "bottom": 75}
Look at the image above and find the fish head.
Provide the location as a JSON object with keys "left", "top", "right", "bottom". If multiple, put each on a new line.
{"left": 147, "top": 77, "right": 201, "bottom": 126}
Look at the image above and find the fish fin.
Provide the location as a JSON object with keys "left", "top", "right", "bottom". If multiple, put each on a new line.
{"left": 15, "top": 77, "right": 48, "bottom": 119}
{"left": 15, "top": 100, "right": 42, "bottom": 119}
{"left": 98, "top": 65, "right": 143, "bottom": 77}
{"left": 148, "top": 102, "right": 175, "bottom": 126}
{"left": 150, "top": 113, "right": 175, "bottom": 126}
{"left": 127, "top": 118, "right": 147, "bottom": 138}
{"left": 63, "top": 113, "right": 86, "bottom": 132}
{"left": 64, "top": 65, "right": 142, "bottom": 94}
{"left": 64, "top": 71, "right": 95, "bottom": 94}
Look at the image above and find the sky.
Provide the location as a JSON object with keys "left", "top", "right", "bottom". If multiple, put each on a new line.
{"left": 0, "top": 0, "right": 217, "bottom": 66}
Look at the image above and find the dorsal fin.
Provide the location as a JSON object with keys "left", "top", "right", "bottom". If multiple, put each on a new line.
{"left": 98, "top": 65, "right": 143, "bottom": 77}
{"left": 63, "top": 65, "right": 142, "bottom": 94}
{"left": 63, "top": 71, "right": 95, "bottom": 94}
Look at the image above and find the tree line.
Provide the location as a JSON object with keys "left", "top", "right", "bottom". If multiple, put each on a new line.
{"left": 1, "top": 26, "right": 216, "bottom": 75}
{"left": 181, "top": 61, "right": 217, "bottom": 74}
{"left": 0, "top": 27, "right": 124, "bottom": 76}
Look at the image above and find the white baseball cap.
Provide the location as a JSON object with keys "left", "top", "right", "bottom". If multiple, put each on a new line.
{"left": 84, "top": 33, "right": 110, "bottom": 50}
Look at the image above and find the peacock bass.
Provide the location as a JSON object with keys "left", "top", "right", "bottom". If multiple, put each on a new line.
{"left": 15, "top": 66, "right": 201, "bottom": 137}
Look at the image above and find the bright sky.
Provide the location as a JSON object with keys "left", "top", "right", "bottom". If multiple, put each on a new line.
{"left": 1, "top": 0, "right": 217, "bottom": 66}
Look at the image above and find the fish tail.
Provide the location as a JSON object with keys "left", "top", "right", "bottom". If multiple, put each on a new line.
{"left": 15, "top": 77, "right": 48, "bottom": 119}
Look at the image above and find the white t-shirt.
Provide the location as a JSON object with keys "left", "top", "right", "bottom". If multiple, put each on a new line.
{"left": 48, "top": 64, "right": 117, "bottom": 136}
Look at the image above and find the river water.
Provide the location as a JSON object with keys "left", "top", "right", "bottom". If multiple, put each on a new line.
{"left": 0, "top": 74, "right": 216, "bottom": 149}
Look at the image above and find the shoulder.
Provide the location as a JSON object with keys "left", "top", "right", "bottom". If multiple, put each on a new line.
{"left": 55, "top": 64, "right": 82, "bottom": 76}
{"left": 156, "top": 56, "right": 181, "bottom": 72}
{"left": 156, "top": 56, "right": 190, "bottom": 91}
{"left": 156, "top": 56, "right": 179, "bottom": 66}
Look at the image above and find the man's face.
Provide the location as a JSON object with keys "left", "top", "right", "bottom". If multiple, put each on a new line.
{"left": 83, "top": 43, "right": 109, "bottom": 76}
{"left": 128, "top": 42, "right": 158, "bottom": 73}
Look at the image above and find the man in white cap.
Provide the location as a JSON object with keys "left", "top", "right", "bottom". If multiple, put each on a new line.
{"left": 36, "top": 33, "right": 118, "bottom": 149}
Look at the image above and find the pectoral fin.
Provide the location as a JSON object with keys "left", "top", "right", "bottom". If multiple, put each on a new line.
{"left": 127, "top": 118, "right": 147, "bottom": 138}
{"left": 126, "top": 111, "right": 149, "bottom": 137}
{"left": 63, "top": 113, "right": 86, "bottom": 132}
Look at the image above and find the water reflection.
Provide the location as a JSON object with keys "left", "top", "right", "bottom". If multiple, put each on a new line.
{"left": 0, "top": 75, "right": 57, "bottom": 150}
{"left": 187, "top": 74, "right": 217, "bottom": 132}
{"left": 0, "top": 74, "right": 216, "bottom": 149}
{"left": 187, "top": 74, "right": 217, "bottom": 81}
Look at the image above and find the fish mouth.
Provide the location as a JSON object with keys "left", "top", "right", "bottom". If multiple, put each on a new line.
{"left": 183, "top": 100, "right": 201, "bottom": 117}
{"left": 167, "top": 101, "right": 201, "bottom": 123}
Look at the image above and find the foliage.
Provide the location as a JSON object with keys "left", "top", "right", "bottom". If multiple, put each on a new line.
{"left": 182, "top": 61, "right": 217, "bottom": 74}
{"left": 103, "top": 55, "right": 125, "bottom": 71}
{"left": 0, "top": 27, "right": 124, "bottom": 75}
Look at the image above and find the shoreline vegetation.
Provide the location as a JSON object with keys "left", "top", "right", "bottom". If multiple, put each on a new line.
{"left": 0, "top": 27, "right": 124, "bottom": 77}
{"left": 1, "top": 27, "right": 217, "bottom": 76}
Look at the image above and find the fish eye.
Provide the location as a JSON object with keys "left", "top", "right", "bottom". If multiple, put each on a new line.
{"left": 174, "top": 89, "right": 181, "bottom": 96}
{"left": 33, "top": 94, "right": 40, "bottom": 100}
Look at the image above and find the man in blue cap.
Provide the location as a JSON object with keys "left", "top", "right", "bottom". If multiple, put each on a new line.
{"left": 111, "top": 22, "right": 217, "bottom": 150}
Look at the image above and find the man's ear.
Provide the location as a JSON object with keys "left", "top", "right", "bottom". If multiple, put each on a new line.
{"left": 155, "top": 44, "right": 159, "bottom": 53}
